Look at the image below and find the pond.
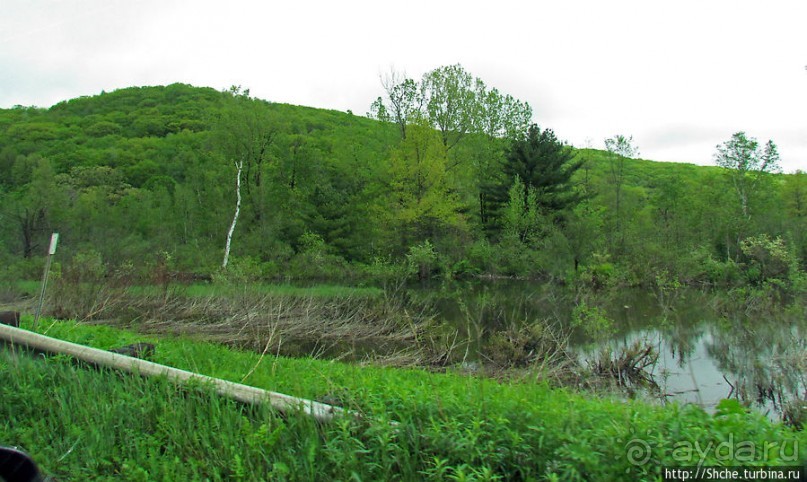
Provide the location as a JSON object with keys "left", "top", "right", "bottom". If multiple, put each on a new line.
{"left": 416, "top": 280, "right": 806, "bottom": 419}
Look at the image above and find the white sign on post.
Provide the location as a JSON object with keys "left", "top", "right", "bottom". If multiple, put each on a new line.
{"left": 48, "top": 233, "right": 59, "bottom": 255}
{"left": 34, "top": 232, "right": 59, "bottom": 330}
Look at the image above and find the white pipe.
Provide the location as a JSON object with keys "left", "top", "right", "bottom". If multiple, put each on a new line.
{"left": 0, "top": 324, "right": 344, "bottom": 423}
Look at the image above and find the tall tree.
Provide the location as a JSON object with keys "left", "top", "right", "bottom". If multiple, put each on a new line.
{"left": 473, "top": 80, "right": 533, "bottom": 140}
{"left": 222, "top": 159, "right": 243, "bottom": 269}
{"left": 215, "top": 86, "right": 278, "bottom": 222}
{"left": 370, "top": 65, "right": 534, "bottom": 236}
{"left": 421, "top": 64, "right": 476, "bottom": 151}
{"left": 368, "top": 70, "right": 423, "bottom": 140}
{"left": 382, "top": 120, "right": 466, "bottom": 251}
{"left": 4, "top": 156, "right": 64, "bottom": 258}
{"left": 214, "top": 87, "right": 278, "bottom": 268}
{"left": 471, "top": 80, "right": 533, "bottom": 226}
{"left": 604, "top": 134, "right": 639, "bottom": 251}
{"left": 714, "top": 132, "right": 780, "bottom": 219}
{"left": 369, "top": 64, "right": 532, "bottom": 153}
{"left": 487, "top": 125, "right": 583, "bottom": 235}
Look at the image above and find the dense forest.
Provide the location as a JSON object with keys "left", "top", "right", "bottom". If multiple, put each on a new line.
{"left": 1, "top": 73, "right": 805, "bottom": 290}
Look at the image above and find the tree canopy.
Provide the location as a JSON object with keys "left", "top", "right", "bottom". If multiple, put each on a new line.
{"left": 714, "top": 131, "right": 780, "bottom": 219}
{"left": 0, "top": 79, "right": 803, "bottom": 283}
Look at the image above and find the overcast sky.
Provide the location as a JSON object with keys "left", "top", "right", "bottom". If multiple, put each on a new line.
{"left": 2, "top": 0, "right": 805, "bottom": 172}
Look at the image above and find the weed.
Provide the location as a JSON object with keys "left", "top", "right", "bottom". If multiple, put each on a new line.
{"left": 3, "top": 319, "right": 804, "bottom": 480}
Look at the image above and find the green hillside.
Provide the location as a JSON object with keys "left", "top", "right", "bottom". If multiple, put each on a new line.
{"left": 0, "top": 83, "right": 804, "bottom": 287}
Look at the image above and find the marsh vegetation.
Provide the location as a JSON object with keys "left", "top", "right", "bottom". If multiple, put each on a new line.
{"left": 3, "top": 314, "right": 805, "bottom": 481}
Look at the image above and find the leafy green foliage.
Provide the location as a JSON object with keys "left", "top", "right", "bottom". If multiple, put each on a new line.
{"left": 406, "top": 240, "right": 439, "bottom": 280}
{"left": 2, "top": 319, "right": 804, "bottom": 481}
{"left": 487, "top": 125, "right": 584, "bottom": 236}
{"left": 714, "top": 132, "right": 781, "bottom": 219}
{"left": 515, "top": 131, "right": 581, "bottom": 203}
{"left": 502, "top": 175, "right": 544, "bottom": 243}
{"left": 571, "top": 301, "right": 615, "bottom": 341}
{"left": 382, "top": 121, "right": 467, "bottom": 253}
{"left": 0, "top": 81, "right": 804, "bottom": 289}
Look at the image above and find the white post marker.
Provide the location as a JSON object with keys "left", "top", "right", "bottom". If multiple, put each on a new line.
{"left": 48, "top": 233, "right": 59, "bottom": 255}
{"left": 33, "top": 233, "right": 59, "bottom": 330}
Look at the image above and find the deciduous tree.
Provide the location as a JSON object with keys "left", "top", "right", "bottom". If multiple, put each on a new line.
{"left": 604, "top": 134, "right": 639, "bottom": 251}
{"left": 471, "top": 81, "right": 533, "bottom": 226}
{"left": 214, "top": 87, "right": 278, "bottom": 268}
{"left": 714, "top": 131, "right": 780, "bottom": 219}
{"left": 369, "top": 64, "right": 532, "bottom": 155}
{"left": 5, "top": 156, "right": 64, "bottom": 257}
{"left": 421, "top": 64, "right": 476, "bottom": 151}
{"left": 369, "top": 70, "right": 423, "bottom": 140}
{"left": 383, "top": 121, "right": 466, "bottom": 251}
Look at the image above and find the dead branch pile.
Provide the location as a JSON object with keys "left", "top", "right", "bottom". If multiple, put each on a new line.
{"left": 590, "top": 341, "right": 659, "bottom": 389}
{"left": 46, "top": 279, "right": 439, "bottom": 365}
{"left": 480, "top": 322, "right": 573, "bottom": 369}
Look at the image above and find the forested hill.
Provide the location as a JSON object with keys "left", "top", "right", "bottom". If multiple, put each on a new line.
{"left": 1, "top": 83, "right": 805, "bottom": 286}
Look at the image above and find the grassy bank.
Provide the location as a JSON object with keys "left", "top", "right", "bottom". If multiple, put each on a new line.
{"left": 1, "top": 318, "right": 804, "bottom": 481}
{"left": 7, "top": 279, "right": 384, "bottom": 302}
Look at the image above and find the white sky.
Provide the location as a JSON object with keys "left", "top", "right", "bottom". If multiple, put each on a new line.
{"left": 1, "top": 0, "right": 805, "bottom": 172}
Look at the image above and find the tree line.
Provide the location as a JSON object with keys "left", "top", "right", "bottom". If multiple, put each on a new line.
{"left": 0, "top": 74, "right": 804, "bottom": 288}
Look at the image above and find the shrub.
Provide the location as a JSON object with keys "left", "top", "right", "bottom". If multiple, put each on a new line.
{"left": 358, "top": 256, "right": 408, "bottom": 284}
{"left": 571, "top": 301, "right": 615, "bottom": 342}
{"left": 739, "top": 234, "right": 798, "bottom": 285}
{"left": 578, "top": 252, "right": 618, "bottom": 289}
{"left": 406, "top": 240, "right": 438, "bottom": 280}
{"left": 467, "top": 239, "right": 496, "bottom": 274}
{"left": 212, "top": 255, "right": 267, "bottom": 284}
{"left": 684, "top": 247, "right": 743, "bottom": 286}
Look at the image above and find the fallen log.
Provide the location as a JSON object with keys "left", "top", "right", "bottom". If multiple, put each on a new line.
{"left": 0, "top": 323, "right": 344, "bottom": 423}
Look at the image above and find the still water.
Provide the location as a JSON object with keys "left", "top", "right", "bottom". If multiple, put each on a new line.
{"left": 418, "top": 280, "right": 806, "bottom": 418}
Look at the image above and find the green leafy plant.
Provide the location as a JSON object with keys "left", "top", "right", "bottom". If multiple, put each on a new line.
{"left": 406, "top": 240, "right": 439, "bottom": 280}
{"left": 571, "top": 301, "right": 614, "bottom": 341}
{"left": 1, "top": 318, "right": 804, "bottom": 481}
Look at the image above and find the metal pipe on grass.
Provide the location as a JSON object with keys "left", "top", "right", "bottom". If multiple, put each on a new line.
{"left": 0, "top": 323, "right": 345, "bottom": 423}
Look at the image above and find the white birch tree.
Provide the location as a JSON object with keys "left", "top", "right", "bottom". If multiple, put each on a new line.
{"left": 714, "top": 132, "right": 780, "bottom": 219}
{"left": 222, "top": 160, "right": 243, "bottom": 269}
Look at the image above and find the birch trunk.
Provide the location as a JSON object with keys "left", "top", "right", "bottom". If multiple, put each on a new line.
{"left": 222, "top": 160, "right": 243, "bottom": 269}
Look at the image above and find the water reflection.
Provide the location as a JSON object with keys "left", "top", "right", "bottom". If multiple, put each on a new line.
{"left": 419, "top": 280, "right": 806, "bottom": 419}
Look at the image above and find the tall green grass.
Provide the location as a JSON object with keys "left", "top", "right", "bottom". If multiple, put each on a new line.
{"left": 2, "top": 318, "right": 805, "bottom": 481}
{"left": 7, "top": 280, "right": 383, "bottom": 302}
{"left": 154, "top": 282, "right": 385, "bottom": 299}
